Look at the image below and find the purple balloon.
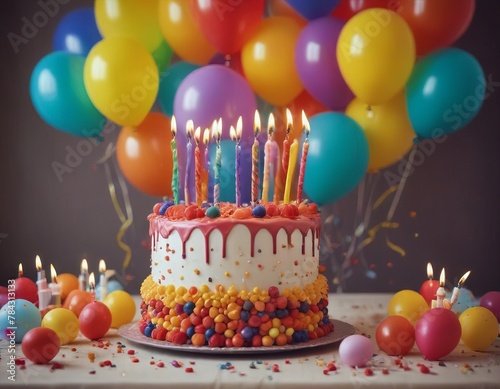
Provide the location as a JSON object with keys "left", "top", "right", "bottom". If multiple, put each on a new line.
{"left": 295, "top": 17, "right": 353, "bottom": 110}
{"left": 173, "top": 65, "right": 257, "bottom": 201}
{"left": 480, "top": 291, "right": 500, "bottom": 322}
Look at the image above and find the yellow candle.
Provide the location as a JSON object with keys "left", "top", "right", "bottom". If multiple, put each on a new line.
{"left": 284, "top": 138, "right": 298, "bottom": 204}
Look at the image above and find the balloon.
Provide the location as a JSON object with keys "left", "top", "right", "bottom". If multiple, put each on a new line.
{"left": 480, "top": 291, "right": 500, "bottom": 322}
{"left": 84, "top": 37, "right": 159, "bottom": 126}
{"left": 0, "top": 286, "right": 7, "bottom": 308}
{"left": 406, "top": 48, "right": 485, "bottom": 139}
{"left": 13, "top": 277, "right": 38, "bottom": 305}
{"left": 116, "top": 112, "right": 173, "bottom": 197}
{"left": 208, "top": 139, "right": 252, "bottom": 204}
{"left": 267, "top": 0, "right": 307, "bottom": 26}
{"left": 375, "top": 316, "right": 415, "bottom": 356}
{"left": 415, "top": 308, "right": 461, "bottom": 360}
{"left": 55, "top": 273, "right": 79, "bottom": 300}
{"left": 103, "top": 290, "right": 136, "bottom": 328}
{"left": 52, "top": 7, "right": 101, "bottom": 56}
{"left": 78, "top": 301, "right": 112, "bottom": 340}
{"left": 152, "top": 39, "right": 173, "bottom": 72}
{"left": 30, "top": 52, "right": 106, "bottom": 137}
{"left": 190, "top": 0, "right": 265, "bottom": 55}
{"left": 42, "top": 307, "right": 79, "bottom": 345}
{"left": 0, "top": 299, "right": 41, "bottom": 343}
{"left": 345, "top": 93, "right": 415, "bottom": 172}
{"left": 332, "top": 0, "right": 390, "bottom": 21}
{"left": 295, "top": 17, "right": 353, "bottom": 110}
{"left": 459, "top": 306, "right": 498, "bottom": 351}
{"left": 448, "top": 287, "right": 475, "bottom": 315}
{"left": 339, "top": 334, "right": 374, "bottom": 367}
{"left": 286, "top": 0, "right": 340, "bottom": 20}
{"left": 396, "top": 0, "right": 475, "bottom": 56}
{"left": 158, "top": 0, "right": 216, "bottom": 65}
{"left": 241, "top": 16, "right": 303, "bottom": 106}
{"left": 95, "top": 0, "right": 163, "bottom": 52}
{"left": 158, "top": 61, "right": 200, "bottom": 117}
{"left": 62, "top": 289, "right": 93, "bottom": 317}
{"left": 21, "top": 327, "right": 61, "bottom": 364}
{"left": 210, "top": 52, "right": 245, "bottom": 77}
{"left": 303, "top": 112, "right": 369, "bottom": 206}
{"left": 287, "top": 91, "right": 328, "bottom": 137}
{"left": 337, "top": 9, "right": 415, "bottom": 105}
{"left": 387, "top": 290, "right": 429, "bottom": 326}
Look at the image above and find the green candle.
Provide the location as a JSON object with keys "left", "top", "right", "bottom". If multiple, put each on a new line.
{"left": 171, "top": 116, "right": 179, "bottom": 205}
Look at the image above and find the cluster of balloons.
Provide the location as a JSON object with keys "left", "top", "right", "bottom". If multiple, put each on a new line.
{"left": 30, "top": 0, "right": 485, "bottom": 206}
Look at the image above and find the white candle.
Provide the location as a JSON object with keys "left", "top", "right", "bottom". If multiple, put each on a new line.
{"left": 89, "top": 272, "right": 96, "bottom": 301}
{"left": 435, "top": 268, "right": 446, "bottom": 308}
{"left": 35, "top": 255, "right": 51, "bottom": 310}
{"left": 79, "top": 259, "right": 89, "bottom": 291}
{"left": 48, "top": 264, "right": 61, "bottom": 306}
{"left": 98, "top": 259, "right": 108, "bottom": 301}
{"left": 450, "top": 270, "right": 471, "bottom": 307}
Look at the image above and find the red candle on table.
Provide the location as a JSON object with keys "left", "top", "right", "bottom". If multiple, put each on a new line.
{"left": 13, "top": 262, "right": 38, "bottom": 304}
{"left": 419, "top": 262, "right": 440, "bottom": 306}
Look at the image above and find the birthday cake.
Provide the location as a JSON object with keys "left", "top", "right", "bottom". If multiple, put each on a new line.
{"left": 139, "top": 201, "right": 334, "bottom": 347}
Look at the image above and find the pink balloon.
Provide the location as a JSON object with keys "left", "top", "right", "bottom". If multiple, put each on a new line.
{"left": 339, "top": 334, "right": 374, "bottom": 367}
{"left": 480, "top": 291, "right": 500, "bottom": 322}
{"left": 415, "top": 308, "right": 461, "bottom": 360}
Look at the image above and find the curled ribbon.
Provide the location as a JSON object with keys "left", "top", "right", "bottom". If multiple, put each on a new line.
{"left": 356, "top": 221, "right": 405, "bottom": 256}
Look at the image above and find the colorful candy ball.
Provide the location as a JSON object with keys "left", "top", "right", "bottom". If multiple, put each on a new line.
{"left": 459, "top": 306, "right": 498, "bottom": 350}
{"left": 42, "top": 307, "right": 79, "bottom": 345}
{"left": 103, "top": 290, "right": 136, "bottom": 328}
{"left": 339, "top": 334, "right": 374, "bottom": 367}
{"left": 480, "top": 291, "right": 500, "bottom": 322}
{"left": 375, "top": 315, "right": 415, "bottom": 356}
{"left": 78, "top": 301, "right": 112, "bottom": 340}
{"left": 0, "top": 299, "right": 41, "bottom": 343}
{"left": 387, "top": 290, "right": 429, "bottom": 325}
{"left": 415, "top": 308, "right": 461, "bottom": 360}
{"left": 21, "top": 327, "right": 61, "bottom": 364}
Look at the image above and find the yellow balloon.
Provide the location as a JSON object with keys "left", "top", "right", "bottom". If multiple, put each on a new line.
{"left": 103, "top": 290, "right": 136, "bottom": 328}
{"left": 42, "top": 308, "right": 79, "bottom": 345}
{"left": 84, "top": 37, "right": 159, "bottom": 126}
{"left": 95, "top": 0, "right": 163, "bottom": 53}
{"left": 459, "top": 306, "right": 498, "bottom": 350}
{"left": 158, "top": 0, "right": 216, "bottom": 65}
{"left": 387, "top": 290, "right": 429, "bottom": 326}
{"left": 337, "top": 8, "right": 415, "bottom": 105}
{"left": 346, "top": 92, "right": 415, "bottom": 172}
{"left": 241, "top": 16, "right": 303, "bottom": 107}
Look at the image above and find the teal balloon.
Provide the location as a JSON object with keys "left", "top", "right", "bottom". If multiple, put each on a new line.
{"left": 152, "top": 39, "right": 173, "bottom": 72}
{"left": 158, "top": 61, "right": 200, "bottom": 117}
{"left": 406, "top": 48, "right": 485, "bottom": 139}
{"left": 30, "top": 51, "right": 105, "bottom": 137}
{"left": 304, "top": 112, "right": 369, "bottom": 206}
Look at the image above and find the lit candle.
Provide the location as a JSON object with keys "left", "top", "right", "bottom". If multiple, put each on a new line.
{"left": 202, "top": 127, "right": 210, "bottom": 204}
{"left": 18, "top": 262, "right": 23, "bottom": 278}
{"left": 435, "top": 268, "right": 446, "bottom": 308}
{"left": 282, "top": 108, "right": 292, "bottom": 187}
{"left": 252, "top": 111, "right": 260, "bottom": 206}
{"left": 98, "top": 259, "right": 108, "bottom": 301}
{"left": 170, "top": 116, "right": 179, "bottom": 205}
{"left": 261, "top": 113, "right": 275, "bottom": 204}
{"left": 284, "top": 138, "right": 299, "bottom": 204}
{"left": 419, "top": 262, "right": 440, "bottom": 306}
{"left": 185, "top": 120, "right": 194, "bottom": 205}
{"left": 213, "top": 118, "right": 222, "bottom": 205}
{"left": 449, "top": 270, "right": 471, "bottom": 307}
{"left": 89, "top": 272, "right": 96, "bottom": 301}
{"left": 48, "top": 264, "right": 61, "bottom": 307}
{"left": 79, "top": 258, "right": 89, "bottom": 291}
{"left": 231, "top": 117, "right": 243, "bottom": 207}
{"left": 296, "top": 111, "right": 310, "bottom": 205}
{"left": 14, "top": 262, "right": 38, "bottom": 304}
{"left": 35, "top": 255, "right": 51, "bottom": 310}
{"left": 194, "top": 127, "right": 202, "bottom": 207}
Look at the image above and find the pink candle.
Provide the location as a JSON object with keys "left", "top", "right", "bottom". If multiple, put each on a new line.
{"left": 194, "top": 127, "right": 202, "bottom": 207}
{"left": 296, "top": 111, "right": 310, "bottom": 204}
{"left": 202, "top": 128, "right": 210, "bottom": 204}
{"left": 261, "top": 113, "right": 275, "bottom": 204}
{"left": 282, "top": 108, "right": 292, "bottom": 185}
{"left": 213, "top": 119, "right": 222, "bottom": 205}
{"left": 185, "top": 120, "right": 194, "bottom": 205}
{"left": 419, "top": 262, "right": 440, "bottom": 306}
{"left": 252, "top": 111, "right": 260, "bottom": 205}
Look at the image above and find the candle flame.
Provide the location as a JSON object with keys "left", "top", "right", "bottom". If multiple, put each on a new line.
{"left": 426, "top": 262, "right": 433, "bottom": 279}
{"left": 458, "top": 270, "right": 471, "bottom": 286}
{"left": 286, "top": 108, "right": 293, "bottom": 135}
{"left": 210, "top": 119, "right": 218, "bottom": 141}
{"left": 236, "top": 116, "right": 242, "bottom": 140}
{"left": 18, "top": 263, "right": 23, "bottom": 277}
{"left": 89, "top": 272, "right": 95, "bottom": 289}
{"left": 35, "top": 255, "right": 42, "bottom": 271}
{"left": 171, "top": 115, "right": 177, "bottom": 137}
{"left": 99, "top": 259, "right": 106, "bottom": 273}
{"left": 50, "top": 263, "right": 58, "bottom": 283}
{"left": 301, "top": 110, "right": 310, "bottom": 136}
{"left": 267, "top": 113, "right": 275, "bottom": 136}
{"left": 81, "top": 258, "right": 88, "bottom": 273}
{"left": 230, "top": 125, "right": 236, "bottom": 141}
{"left": 186, "top": 120, "right": 194, "bottom": 139}
{"left": 194, "top": 127, "right": 201, "bottom": 145}
{"left": 217, "top": 118, "right": 222, "bottom": 142}
{"left": 254, "top": 110, "right": 261, "bottom": 137}
{"left": 203, "top": 128, "right": 210, "bottom": 146}
{"left": 439, "top": 268, "right": 445, "bottom": 287}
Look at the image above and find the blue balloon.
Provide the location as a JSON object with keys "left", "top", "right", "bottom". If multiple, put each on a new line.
{"left": 286, "top": 0, "right": 340, "bottom": 20}
{"left": 158, "top": 61, "right": 200, "bottom": 117}
{"left": 30, "top": 51, "right": 105, "bottom": 137}
{"left": 0, "top": 299, "right": 41, "bottom": 343}
{"left": 304, "top": 112, "right": 369, "bottom": 206}
{"left": 406, "top": 48, "right": 485, "bottom": 139}
{"left": 53, "top": 7, "right": 101, "bottom": 56}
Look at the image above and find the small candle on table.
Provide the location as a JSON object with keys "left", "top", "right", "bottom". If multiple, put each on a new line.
{"left": 449, "top": 270, "right": 471, "bottom": 307}
{"left": 35, "top": 255, "right": 52, "bottom": 310}
{"left": 435, "top": 268, "right": 446, "bottom": 308}
{"left": 419, "top": 262, "right": 440, "bottom": 306}
{"left": 261, "top": 113, "right": 275, "bottom": 204}
{"left": 194, "top": 127, "right": 203, "bottom": 207}
{"left": 170, "top": 116, "right": 179, "bottom": 205}
{"left": 89, "top": 272, "right": 96, "bottom": 301}
{"left": 79, "top": 258, "right": 89, "bottom": 291}
{"left": 202, "top": 127, "right": 210, "bottom": 204}
{"left": 212, "top": 119, "right": 222, "bottom": 205}
{"left": 48, "top": 264, "right": 61, "bottom": 307}
{"left": 185, "top": 120, "right": 194, "bottom": 205}
{"left": 98, "top": 259, "right": 108, "bottom": 301}
{"left": 252, "top": 111, "right": 261, "bottom": 206}
{"left": 296, "top": 111, "right": 310, "bottom": 205}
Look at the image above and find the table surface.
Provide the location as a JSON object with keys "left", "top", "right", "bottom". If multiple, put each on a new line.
{"left": 1, "top": 293, "right": 499, "bottom": 388}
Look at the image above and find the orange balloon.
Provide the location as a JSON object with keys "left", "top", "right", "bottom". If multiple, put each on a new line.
{"left": 63, "top": 290, "right": 94, "bottom": 318}
{"left": 56, "top": 273, "right": 79, "bottom": 301}
{"left": 117, "top": 112, "right": 173, "bottom": 197}
{"left": 158, "top": 0, "right": 216, "bottom": 65}
{"left": 241, "top": 16, "right": 303, "bottom": 107}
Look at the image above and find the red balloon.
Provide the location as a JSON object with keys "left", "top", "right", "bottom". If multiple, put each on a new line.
{"left": 116, "top": 112, "right": 173, "bottom": 197}
{"left": 78, "top": 301, "right": 112, "bottom": 340}
{"left": 415, "top": 308, "right": 461, "bottom": 360}
{"left": 375, "top": 316, "right": 415, "bottom": 356}
{"left": 396, "top": 0, "right": 475, "bottom": 55}
{"left": 22, "top": 327, "right": 61, "bottom": 364}
{"left": 332, "top": 0, "right": 390, "bottom": 21}
{"left": 190, "top": 0, "right": 266, "bottom": 55}
{"left": 0, "top": 286, "right": 8, "bottom": 308}
{"left": 14, "top": 277, "right": 39, "bottom": 305}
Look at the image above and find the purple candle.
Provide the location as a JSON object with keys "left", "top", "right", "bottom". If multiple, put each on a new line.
{"left": 185, "top": 120, "right": 194, "bottom": 205}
